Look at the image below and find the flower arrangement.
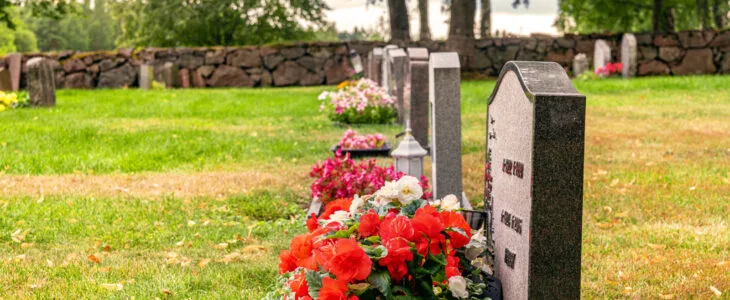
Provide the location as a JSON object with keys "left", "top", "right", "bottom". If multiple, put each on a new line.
{"left": 310, "top": 151, "right": 431, "bottom": 205}
{"left": 319, "top": 79, "right": 397, "bottom": 124}
{"left": 267, "top": 176, "right": 488, "bottom": 300}
{"left": 0, "top": 91, "right": 25, "bottom": 112}
{"left": 339, "top": 129, "right": 387, "bottom": 150}
{"left": 594, "top": 62, "right": 623, "bottom": 77}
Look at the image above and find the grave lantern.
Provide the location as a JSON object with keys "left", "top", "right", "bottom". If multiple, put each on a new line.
{"left": 391, "top": 126, "right": 428, "bottom": 178}
{"left": 349, "top": 50, "right": 364, "bottom": 75}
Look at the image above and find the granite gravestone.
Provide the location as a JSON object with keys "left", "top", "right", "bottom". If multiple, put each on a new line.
{"left": 429, "top": 52, "right": 463, "bottom": 203}
{"left": 0, "top": 68, "right": 11, "bottom": 91}
{"left": 572, "top": 53, "right": 589, "bottom": 77}
{"left": 389, "top": 49, "right": 408, "bottom": 125}
{"left": 406, "top": 47, "right": 429, "bottom": 148}
{"left": 621, "top": 34, "right": 638, "bottom": 78}
{"left": 368, "top": 48, "right": 383, "bottom": 84}
{"left": 381, "top": 45, "right": 398, "bottom": 95}
{"left": 26, "top": 57, "right": 56, "bottom": 107}
{"left": 593, "top": 40, "right": 611, "bottom": 73}
{"left": 163, "top": 62, "right": 180, "bottom": 88}
{"left": 7, "top": 53, "right": 21, "bottom": 92}
{"left": 486, "top": 61, "right": 585, "bottom": 299}
{"left": 139, "top": 64, "right": 154, "bottom": 90}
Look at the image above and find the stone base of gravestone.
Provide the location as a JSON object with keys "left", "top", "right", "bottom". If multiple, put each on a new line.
{"left": 26, "top": 58, "right": 56, "bottom": 107}
{"left": 0, "top": 68, "right": 11, "bottom": 91}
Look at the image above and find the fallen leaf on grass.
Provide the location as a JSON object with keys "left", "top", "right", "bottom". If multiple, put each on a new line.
{"left": 87, "top": 254, "right": 101, "bottom": 263}
{"left": 648, "top": 243, "right": 666, "bottom": 250}
{"left": 29, "top": 283, "right": 44, "bottom": 290}
{"left": 595, "top": 222, "right": 613, "bottom": 229}
{"left": 161, "top": 289, "right": 173, "bottom": 295}
{"left": 100, "top": 283, "right": 123, "bottom": 291}
{"left": 46, "top": 259, "right": 53, "bottom": 267}
{"left": 242, "top": 245, "right": 267, "bottom": 254}
{"left": 710, "top": 286, "right": 722, "bottom": 297}
{"left": 716, "top": 261, "right": 729, "bottom": 268}
{"left": 214, "top": 243, "right": 228, "bottom": 250}
{"left": 658, "top": 293, "right": 675, "bottom": 299}
{"left": 166, "top": 251, "right": 192, "bottom": 267}
{"left": 11, "top": 229, "right": 26, "bottom": 243}
{"left": 197, "top": 258, "right": 211, "bottom": 268}
{"left": 21, "top": 243, "right": 33, "bottom": 249}
{"left": 220, "top": 252, "right": 244, "bottom": 264}
{"left": 623, "top": 286, "right": 633, "bottom": 296}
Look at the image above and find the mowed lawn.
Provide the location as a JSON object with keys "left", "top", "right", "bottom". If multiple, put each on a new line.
{"left": 0, "top": 77, "right": 728, "bottom": 298}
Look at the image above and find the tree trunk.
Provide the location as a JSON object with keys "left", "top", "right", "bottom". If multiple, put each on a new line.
{"left": 388, "top": 0, "right": 411, "bottom": 42}
{"left": 653, "top": 0, "right": 673, "bottom": 32}
{"left": 712, "top": 0, "right": 726, "bottom": 28}
{"left": 447, "top": 0, "right": 476, "bottom": 67}
{"left": 418, "top": 0, "right": 431, "bottom": 40}
{"left": 697, "top": 0, "right": 709, "bottom": 29}
{"left": 480, "top": 0, "right": 491, "bottom": 38}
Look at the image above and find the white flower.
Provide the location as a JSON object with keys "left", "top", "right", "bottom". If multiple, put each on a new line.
{"left": 465, "top": 230, "right": 487, "bottom": 261}
{"left": 439, "top": 194, "right": 461, "bottom": 211}
{"left": 395, "top": 176, "right": 423, "bottom": 205}
{"left": 318, "top": 91, "right": 329, "bottom": 100}
{"left": 448, "top": 276, "right": 469, "bottom": 299}
{"left": 349, "top": 195, "right": 365, "bottom": 215}
{"left": 372, "top": 180, "right": 400, "bottom": 206}
{"left": 326, "top": 210, "right": 350, "bottom": 225}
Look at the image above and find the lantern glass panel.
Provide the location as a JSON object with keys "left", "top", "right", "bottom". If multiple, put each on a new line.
{"left": 409, "top": 157, "right": 423, "bottom": 177}
{"left": 396, "top": 157, "right": 409, "bottom": 174}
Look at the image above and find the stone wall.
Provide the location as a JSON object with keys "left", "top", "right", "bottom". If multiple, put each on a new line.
{"left": 3, "top": 29, "right": 730, "bottom": 89}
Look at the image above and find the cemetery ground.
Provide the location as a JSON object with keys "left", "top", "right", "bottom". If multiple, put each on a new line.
{"left": 0, "top": 76, "right": 728, "bottom": 298}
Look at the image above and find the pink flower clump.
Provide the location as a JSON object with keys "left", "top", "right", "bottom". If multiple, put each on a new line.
{"left": 318, "top": 78, "right": 396, "bottom": 115}
{"left": 310, "top": 151, "right": 431, "bottom": 204}
{"left": 339, "top": 129, "right": 387, "bottom": 150}
{"left": 595, "top": 62, "right": 623, "bottom": 77}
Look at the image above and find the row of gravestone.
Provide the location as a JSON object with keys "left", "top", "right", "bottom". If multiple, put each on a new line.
{"left": 573, "top": 34, "right": 638, "bottom": 77}
{"left": 0, "top": 54, "right": 56, "bottom": 107}
{"left": 367, "top": 46, "right": 587, "bottom": 299}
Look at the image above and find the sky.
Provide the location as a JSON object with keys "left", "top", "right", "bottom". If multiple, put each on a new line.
{"left": 324, "top": 0, "right": 560, "bottom": 38}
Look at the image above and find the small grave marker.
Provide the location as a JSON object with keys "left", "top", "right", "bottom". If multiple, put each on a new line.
{"left": 367, "top": 48, "right": 383, "bottom": 84}
{"left": 486, "top": 61, "right": 585, "bottom": 299}
{"left": 406, "top": 47, "right": 429, "bottom": 148}
{"left": 0, "top": 68, "right": 12, "bottom": 91}
{"left": 572, "top": 53, "right": 588, "bottom": 77}
{"left": 621, "top": 34, "right": 638, "bottom": 77}
{"left": 26, "top": 57, "right": 56, "bottom": 106}
{"left": 381, "top": 45, "right": 398, "bottom": 95}
{"left": 593, "top": 40, "right": 611, "bottom": 72}
{"left": 139, "top": 64, "right": 154, "bottom": 90}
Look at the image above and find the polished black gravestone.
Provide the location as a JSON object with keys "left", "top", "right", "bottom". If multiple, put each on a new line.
{"left": 485, "top": 61, "right": 585, "bottom": 299}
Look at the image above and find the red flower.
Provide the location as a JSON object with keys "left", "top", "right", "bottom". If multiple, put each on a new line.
{"left": 379, "top": 237, "right": 414, "bottom": 281}
{"left": 279, "top": 250, "right": 298, "bottom": 274}
{"left": 321, "top": 198, "right": 353, "bottom": 220}
{"left": 445, "top": 254, "right": 461, "bottom": 278}
{"left": 287, "top": 271, "right": 309, "bottom": 299}
{"left": 290, "top": 234, "right": 317, "bottom": 270}
{"left": 307, "top": 213, "right": 320, "bottom": 232}
{"left": 379, "top": 215, "right": 414, "bottom": 242}
{"left": 324, "top": 239, "right": 372, "bottom": 282}
{"left": 358, "top": 210, "right": 380, "bottom": 237}
{"left": 440, "top": 211, "right": 472, "bottom": 249}
{"left": 412, "top": 205, "right": 446, "bottom": 255}
{"left": 319, "top": 277, "right": 358, "bottom": 300}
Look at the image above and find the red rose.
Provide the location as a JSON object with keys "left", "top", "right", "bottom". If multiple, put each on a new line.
{"left": 440, "top": 211, "right": 472, "bottom": 249}
{"left": 307, "top": 213, "right": 320, "bottom": 232}
{"left": 321, "top": 198, "right": 353, "bottom": 220}
{"left": 287, "top": 271, "right": 309, "bottom": 298}
{"left": 378, "top": 237, "right": 414, "bottom": 281}
{"left": 279, "top": 250, "right": 298, "bottom": 274}
{"left": 319, "top": 277, "right": 353, "bottom": 300}
{"left": 324, "top": 239, "right": 372, "bottom": 282}
{"left": 358, "top": 210, "right": 380, "bottom": 237}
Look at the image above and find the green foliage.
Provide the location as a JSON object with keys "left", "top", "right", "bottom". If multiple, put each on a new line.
{"left": 13, "top": 27, "right": 37, "bottom": 52}
{"left": 0, "top": 6, "right": 38, "bottom": 54}
{"left": 575, "top": 70, "right": 599, "bottom": 81}
{"left": 328, "top": 106, "right": 398, "bottom": 125}
{"left": 112, "top": 0, "right": 329, "bottom": 47}
{"left": 0, "top": 23, "right": 16, "bottom": 54}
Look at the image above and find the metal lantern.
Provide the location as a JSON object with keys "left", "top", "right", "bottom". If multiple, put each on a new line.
{"left": 349, "top": 50, "right": 364, "bottom": 75}
{"left": 391, "top": 127, "right": 428, "bottom": 178}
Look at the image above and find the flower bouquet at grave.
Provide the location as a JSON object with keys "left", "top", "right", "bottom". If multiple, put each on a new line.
{"left": 266, "top": 176, "right": 489, "bottom": 300}
{"left": 338, "top": 129, "right": 387, "bottom": 150}
{"left": 318, "top": 78, "right": 397, "bottom": 125}
{"left": 0, "top": 91, "right": 27, "bottom": 112}
{"left": 309, "top": 151, "right": 431, "bottom": 205}
{"left": 594, "top": 62, "right": 623, "bottom": 77}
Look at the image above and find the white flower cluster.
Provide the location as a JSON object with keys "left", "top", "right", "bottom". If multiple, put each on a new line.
{"left": 371, "top": 176, "right": 423, "bottom": 207}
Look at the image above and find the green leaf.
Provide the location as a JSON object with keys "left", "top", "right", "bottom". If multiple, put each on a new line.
{"left": 400, "top": 199, "right": 426, "bottom": 217}
{"left": 364, "top": 245, "right": 388, "bottom": 260}
{"left": 367, "top": 270, "right": 392, "bottom": 297}
{"left": 305, "top": 270, "right": 326, "bottom": 299}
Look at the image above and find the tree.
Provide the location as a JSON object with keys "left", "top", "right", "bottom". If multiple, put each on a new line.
{"left": 418, "top": 0, "right": 431, "bottom": 40}
{"left": 479, "top": 0, "right": 491, "bottom": 38}
{"left": 387, "top": 0, "right": 410, "bottom": 41}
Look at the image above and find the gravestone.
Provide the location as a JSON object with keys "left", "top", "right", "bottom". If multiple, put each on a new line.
{"left": 0, "top": 68, "right": 11, "bottom": 91}
{"left": 572, "top": 53, "right": 589, "bottom": 77}
{"left": 381, "top": 45, "right": 398, "bottom": 94}
{"left": 593, "top": 40, "right": 611, "bottom": 72}
{"left": 429, "top": 52, "right": 463, "bottom": 203}
{"left": 367, "top": 48, "right": 383, "bottom": 84}
{"left": 139, "top": 64, "right": 154, "bottom": 90}
{"left": 406, "top": 48, "right": 429, "bottom": 148}
{"left": 485, "top": 61, "right": 585, "bottom": 299}
{"left": 26, "top": 57, "right": 56, "bottom": 107}
{"left": 7, "top": 53, "right": 21, "bottom": 92}
{"left": 389, "top": 49, "right": 408, "bottom": 125}
{"left": 180, "top": 69, "right": 191, "bottom": 88}
{"left": 162, "top": 62, "right": 180, "bottom": 88}
{"left": 621, "top": 33, "right": 638, "bottom": 78}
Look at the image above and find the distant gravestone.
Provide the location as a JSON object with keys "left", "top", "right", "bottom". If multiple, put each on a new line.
{"left": 163, "top": 62, "right": 180, "bottom": 88}
{"left": 389, "top": 49, "right": 408, "bottom": 125}
{"left": 621, "top": 34, "right": 638, "bottom": 78}
{"left": 406, "top": 47, "right": 429, "bottom": 148}
{"left": 0, "top": 68, "right": 11, "bottom": 91}
{"left": 26, "top": 57, "right": 56, "bottom": 107}
{"left": 381, "top": 45, "right": 398, "bottom": 94}
{"left": 367, "top": 48, "right": 383, "bottom": 84}
{"left": 7, "top": 53, "right": 21, "bottom": 92}
{"left": 593, "top": 39, "right": 611, "bottom": 72}
{"left": 180, "top": 68, "right": 191, "bottom": 88}
{"left": 572, "top": 53, "right": 589, "bottom": 77}
{"left": 486, "top": 61, "right": 585, "bottom": 299}
{"left": 139, "top": 64, "right": 154, "bottom": 90}
{"left": 429, "top": 52, "right": 463, "bottom": 202}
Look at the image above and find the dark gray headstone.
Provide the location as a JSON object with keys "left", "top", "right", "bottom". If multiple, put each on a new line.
{"left": 593, "top": 40, "right": 611, "bottom": 72}
{"left": 0, "top": 68, "right": 11, "bottom": 91}
{"left": 621, "top": 34, "right": 638, "bottom": 77}
{"left": 367, "top": 48, "right": 383, "bottom": 84}
{"left": 389, "top": 49, "right": 408, "bottom": 125}
{"left": 7, "top": 53, "right": 21, "bottom": 92}
{"left": 429, "top": 52, "right": 463, "bottom": 201}
{"left": 406, "top": 47, "right": 429, "bottom": 148}
{"left": 486, "top": 61, "right": 585, "bottom": 299}
{"left": 26, "top": 57, "right": 56, "bottom": 107}
{"left": 139, "top": 64, "right": 154, "bottom": 90}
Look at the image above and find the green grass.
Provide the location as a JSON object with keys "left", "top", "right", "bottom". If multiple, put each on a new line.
{"left": 1, "top": 76, "right": 729, "bottom": 298}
